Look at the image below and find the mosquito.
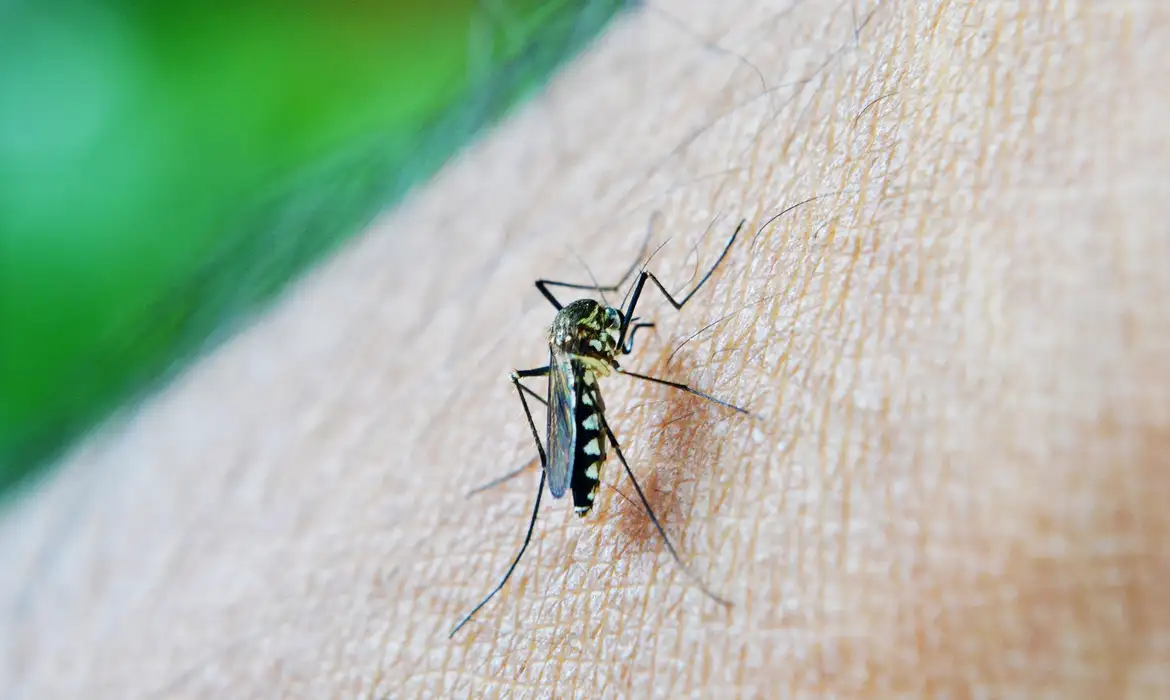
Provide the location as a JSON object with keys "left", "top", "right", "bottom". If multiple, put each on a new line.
{"left": 449, "top": 218, "right": 750, "bottom": 638}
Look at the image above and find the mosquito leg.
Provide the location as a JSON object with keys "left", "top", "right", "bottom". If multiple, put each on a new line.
{"left": 506, "top": 365, "right": 551, "bottom": 478}
{"left": 621, "top": 322, "right": 655, "bottom": 354}
{"left": 449, "top": 470, "right": 546, "bottom": 638}
{"left": 450, "top": 365, "right": 551, "bottom": 638}
{"left": 465, "top": 375, "right": 549, "bottom": 497}
{"left": 465, "top": 457, "right": 539, "bottom": 497}
{"left": 619, "top": 368, "right": 750, "bottom": 415}
{"left": 596, "top": 410, "right": 732, "bottom": 608}
{"left": 533, "top": 214, "right": 658, "bottom": 310}
{"left": 618, "top": 219, "right": 745, "bottom": 344}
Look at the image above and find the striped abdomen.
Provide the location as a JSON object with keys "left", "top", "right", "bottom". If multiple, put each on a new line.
{"left": 571, "top": 369, "right": 606, "bottom": 516}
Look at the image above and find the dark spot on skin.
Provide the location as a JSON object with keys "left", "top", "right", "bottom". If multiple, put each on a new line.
{"left": 606, "top": 344, "right": 727, "bottom": 560}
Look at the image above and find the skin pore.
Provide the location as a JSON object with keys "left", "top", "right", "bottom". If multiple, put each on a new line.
{"left": 2, "top": 0, "right": 1169, "bottom": 697}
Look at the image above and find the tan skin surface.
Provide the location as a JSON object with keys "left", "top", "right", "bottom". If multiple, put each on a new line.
{"left": 2, "top": 0, "right": 1169, "bottom": 697}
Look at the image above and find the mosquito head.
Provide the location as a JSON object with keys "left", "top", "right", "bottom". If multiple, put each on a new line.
{"left": 549, "top": 299, "right": 623, "bottom": 362}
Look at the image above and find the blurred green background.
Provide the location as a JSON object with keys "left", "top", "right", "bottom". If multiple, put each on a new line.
{"left": 0, "top": 0, "right": 631, "bottom": 494}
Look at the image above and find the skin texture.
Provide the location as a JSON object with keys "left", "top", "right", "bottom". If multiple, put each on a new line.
{"left": 3, "top": 0, "right": 1169, "bottom": 697}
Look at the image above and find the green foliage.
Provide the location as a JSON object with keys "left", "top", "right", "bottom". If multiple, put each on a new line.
{"left": 0, "top": 0, "right": 632, "bottom": 492}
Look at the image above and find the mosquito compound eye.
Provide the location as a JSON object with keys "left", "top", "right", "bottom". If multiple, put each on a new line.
{"left": 605, "top": 307, "right": 622, "bottom": 329}
{"left": 602, "top": 308, "right": 623, "bottom": 349}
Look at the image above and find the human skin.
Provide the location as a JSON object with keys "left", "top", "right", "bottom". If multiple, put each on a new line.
{"left": 2, "top": 0, "right": 1169, "bottom": 697}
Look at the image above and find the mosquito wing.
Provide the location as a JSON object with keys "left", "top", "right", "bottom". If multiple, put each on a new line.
{"left": 545, "top": 346, "right": 576, "bottom": 498}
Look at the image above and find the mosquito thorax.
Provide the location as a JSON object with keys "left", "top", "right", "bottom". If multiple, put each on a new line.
{"left": 548, "top": 299, "right": 623, "bottom": 365}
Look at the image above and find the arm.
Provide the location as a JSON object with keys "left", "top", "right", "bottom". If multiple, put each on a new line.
{"left": 3, "top": 0, "right": 1167, "bottom": 697}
